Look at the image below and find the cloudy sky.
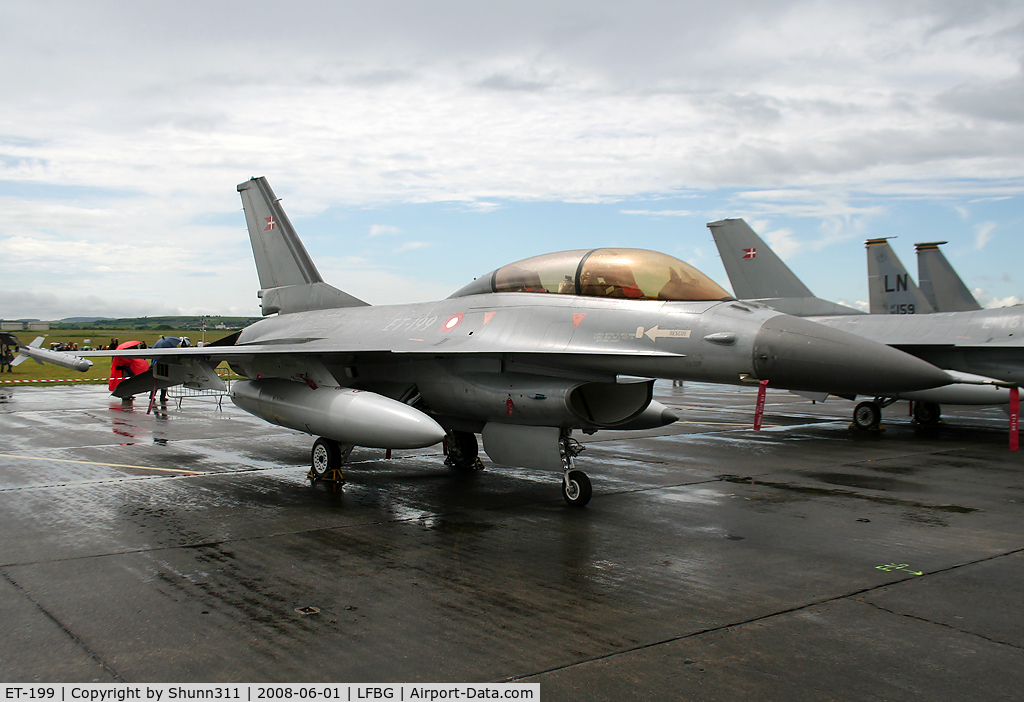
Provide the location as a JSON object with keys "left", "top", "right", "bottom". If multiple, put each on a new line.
{"left": 2, "top": 0, "right": 1022, "bottom": 319}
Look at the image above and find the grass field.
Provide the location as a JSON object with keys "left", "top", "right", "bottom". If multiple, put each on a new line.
{"left": 1, "top": 328, "right": 242, "bottom": 386}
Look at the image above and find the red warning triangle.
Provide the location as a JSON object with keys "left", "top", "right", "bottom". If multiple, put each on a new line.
{"left": 573, "top": 313, "right": 587, "bottom": 328}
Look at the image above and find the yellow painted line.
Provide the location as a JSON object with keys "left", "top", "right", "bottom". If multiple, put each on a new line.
{"left": 0, "top": 453, "right": 204, "bottom": 475}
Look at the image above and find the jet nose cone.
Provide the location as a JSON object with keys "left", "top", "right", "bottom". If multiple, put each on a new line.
{"left": 753, "top": 314, "right": 952, "bottom": 395}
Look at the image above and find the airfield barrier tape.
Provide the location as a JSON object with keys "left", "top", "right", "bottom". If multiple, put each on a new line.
{"left": 1, "top": 374, "right": 233, "bottom": 384}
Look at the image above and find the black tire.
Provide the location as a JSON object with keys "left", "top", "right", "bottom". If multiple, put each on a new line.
{"left": 561, "top": 470, "right": 592, "bottom": 507}
{"left": 852, "top": 401, "right": 882, "bottom": 431}
{"left": 310, "top": 437, "right": 341, "bottom": 479}
{"left": 445, "top": 430, "right": 480, "bottom": 470}
{"left": 914, "top": 401, "right": 941, "bottom": 425}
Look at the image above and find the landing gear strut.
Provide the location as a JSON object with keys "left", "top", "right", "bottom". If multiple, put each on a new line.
{"left": 559, "top": 429, "right": 590, "bottom": 507}
{"left": 309, "top": 437, "right": 353, "bottom": 485}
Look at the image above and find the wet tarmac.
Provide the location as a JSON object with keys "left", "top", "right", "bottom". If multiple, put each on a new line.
{"left": 1, "top": 381, "right": 1022, "bottom": 699}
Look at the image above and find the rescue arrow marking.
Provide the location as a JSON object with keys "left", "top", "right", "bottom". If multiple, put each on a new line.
{"left": 636, "top": 325, "right": 691, "bottom": 341}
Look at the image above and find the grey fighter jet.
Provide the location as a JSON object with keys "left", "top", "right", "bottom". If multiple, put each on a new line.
{"left": 866, "top": 238, "right": 982, "bottom": 314}
{"left": 73, "top": 180, "right": 953, "bottom": 506}
{"left": 709, "top": 218, "right": 1020, "bottom": 430}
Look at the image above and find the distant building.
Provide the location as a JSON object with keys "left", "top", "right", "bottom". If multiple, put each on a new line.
{"left": 1, "top": 322, "right": 24, "bottom": 330}
{"left": 27, "top": 322, "right": 50, "bottom": 331}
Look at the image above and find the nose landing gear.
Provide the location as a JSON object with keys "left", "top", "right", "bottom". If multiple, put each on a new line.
{"left": 559, "top": 430, "right": 590, "bottom": 507}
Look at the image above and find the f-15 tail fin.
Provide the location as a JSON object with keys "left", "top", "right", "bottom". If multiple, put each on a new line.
{"left": 915, "top": 241, "right": 981, "bottom": 312}
{"left": 708, "top": 219, "right": 863, "bottom": 316}
{"left": 865, "top": 238, "right": 934, "bottom": 315}
{"left": 237, "top": 177, "right": 368, "bottom": 315}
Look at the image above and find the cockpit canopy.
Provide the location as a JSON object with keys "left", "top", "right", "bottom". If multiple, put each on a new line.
{"left": 450, "top": 248, "right": 732, "bottom": 302}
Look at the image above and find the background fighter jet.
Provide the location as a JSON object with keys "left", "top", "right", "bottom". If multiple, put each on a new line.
{"left": 69, "top": 180, "right": 953, "bottom": 506}
{"left": 709, "top": 218, "right": 1020, "bottom": 430}
{"left": 866, "top": 238, "right": 983, "bottom": 314}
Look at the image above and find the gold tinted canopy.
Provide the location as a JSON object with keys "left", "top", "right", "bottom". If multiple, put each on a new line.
{"left": 452, "top": 248, "right": 731, "bottom": 301}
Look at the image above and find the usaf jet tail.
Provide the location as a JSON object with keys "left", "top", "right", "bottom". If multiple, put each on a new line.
{"left": 238, "top": 177, "right": 369, "bottom": 315}
{"left": 915, "top": 241, "right": 981, "bottom": 313}
{"left": 707, "top": 219, "right": 862, "bottom": 316}
{"left": 865, "top": 238, "right": 934, "bottom": 314}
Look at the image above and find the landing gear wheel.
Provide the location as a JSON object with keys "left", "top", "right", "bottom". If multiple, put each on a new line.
{"left": 562, "top": 470, "right": 592, "bottom": 507}
{"left": 852, "top": 401, "right": 882, "bottom": 431}
{"left": 444, "top": 430, "right": 482, "bottom": 471}
{"left": 310, "top": 437, "right": 341, "bottom": 480}
{"left": 913, "top": 401, "right": 942, "bottom": 425}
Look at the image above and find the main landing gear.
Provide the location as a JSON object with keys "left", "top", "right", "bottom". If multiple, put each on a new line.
{"left": 444, "top": 430, "right": 484, "bottom": 471}
{"left": 851, "top": 399, "right": 943, "bottom": 431}
{"left": 912, "top": 401, "right": 942, "bottom": 426}
{"left": 309, "top": 437, "right": 353, "bottom": 486}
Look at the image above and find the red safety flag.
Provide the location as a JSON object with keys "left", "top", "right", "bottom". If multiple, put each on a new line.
{"left": 754, "top": 379, "right": 769, "bottom": 430}
{"left": 1011, "top": 387, "right": 1019, "bottom": 452}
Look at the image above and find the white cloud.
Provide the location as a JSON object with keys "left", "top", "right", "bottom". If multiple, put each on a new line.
{"left": 973, "top": 287, "right": 1023, "bottom": 309}
{"left": 620, "top": 210, "right": 693, "bottom": 217}
{"left": 369, "top": 224, "right": 402, "bottom": 237}
{"left": 974, "top": 221, "right": 996, "bottom": 250}
{"left": 394, "top": 241, "right": 434, "bottom": 253}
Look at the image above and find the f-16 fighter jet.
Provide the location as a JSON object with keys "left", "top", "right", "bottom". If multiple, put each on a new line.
{"left": 70, "top": 180, "right": 953, "bottom": 505}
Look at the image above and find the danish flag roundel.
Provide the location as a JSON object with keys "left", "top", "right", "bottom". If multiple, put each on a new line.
{"left": 442, "top": 313, "right": 464, "bottom": 331}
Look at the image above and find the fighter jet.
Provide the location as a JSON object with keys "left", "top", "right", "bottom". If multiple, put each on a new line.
{"left": 0, "top": 333, "right": 93, "bottom": 373}
{"left": 709, "top": 218, "right": 1020, "bottom": 430}
{"left": 69, "top": 180, "right": 953, "bottom": 506}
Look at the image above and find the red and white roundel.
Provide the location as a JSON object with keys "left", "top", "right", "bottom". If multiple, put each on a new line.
{"left": 442, "top": 313, "right": 464, "bottom": 331}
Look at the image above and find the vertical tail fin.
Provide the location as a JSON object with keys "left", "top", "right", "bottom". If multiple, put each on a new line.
{"left": 915, "top": 241, "right": 981, "bottom": 312}
{"left": 708, "top": 219, "right": 862, "bottom": 316}
{"left": 865, "top": 239, "right": 933, "bottom": 314}
{"left": 237, "top": 177, "right": 368, "bottom": 315}
{"left": 708, "top": 219, "right": 813, "bottom": 299}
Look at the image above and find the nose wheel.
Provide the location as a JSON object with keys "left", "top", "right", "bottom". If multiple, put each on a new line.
{"left": 559, "top": 429, "right": 590, "bottom": 507}
{"left": 562, "top": 470, "right": 592, "bottom": 506}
